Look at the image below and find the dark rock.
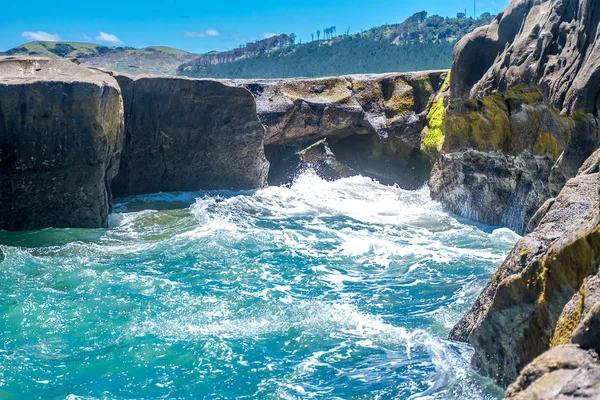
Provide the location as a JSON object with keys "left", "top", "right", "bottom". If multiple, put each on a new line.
{"left": 296, "top": 139, "right": 357, "bottom": 181}
{"left": 111, "top": 74, "right": 268, "bottom": 196}
{"left": 430, "top": 150, "right": 556, "bottom": 233}
{"left": 572, "top": 303, "right": 600, "bottom": 354}
{"left": 505, "top": 345, "right": 600, "bottom": 399}
{"left": 0, "top": 56, "right": 124, "bottom": 230}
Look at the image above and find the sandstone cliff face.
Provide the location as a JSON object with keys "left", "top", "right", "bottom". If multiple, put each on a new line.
{"left": 239, "top": 72, "right": 447, "bottom": 186}
{"left": 111, "top": 74, "right": 268, "bottom": 196}
{"left": 0, "top": 56, "right": 124, "bottom": 230}
{"left": 431, "top": 0, "right": 600, "bottom": 234}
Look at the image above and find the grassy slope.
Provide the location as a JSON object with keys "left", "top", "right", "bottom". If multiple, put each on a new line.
{"left": 2, "top": 42, "right": 194, "bottom": 75}
{"left": 3, "top": 41, "right": 190, "bottom": 58}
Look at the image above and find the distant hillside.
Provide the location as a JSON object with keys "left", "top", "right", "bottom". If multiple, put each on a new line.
{"left": 178, "top": 12, "right": 495, "bottom": 79}
{"left": 2, "top": 41, "right": 198, "bottom": 75}
{"left": 1, "top": 12, "right": 495, "bottom": 77}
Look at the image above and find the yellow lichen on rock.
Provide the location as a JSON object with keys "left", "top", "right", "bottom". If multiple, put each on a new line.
{"left": 550, "top": 290, "right": 585, "bottom": 347}
{"left": 384, "top": 84, "right": 415, "bottom": 116}
{"left": 420, "top": 73, "right": 450, "bottom": 157}
{"left": 352, "top": 79, "right": 383, "bottom": 105}
{"left": 282, "top": 78, "right": 353, "bottom": 103}
{"left": 534, "top": 131, "right": 562, "bottom": 158}
{"left": 443, "top": 85, "right": 572, "bottom": 158}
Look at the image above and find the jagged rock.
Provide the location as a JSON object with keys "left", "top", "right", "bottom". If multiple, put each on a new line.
{"left": 449, "top": 148, "right": 600, "bottom": 386}
{"left": 504, "top": 345, "right": 600, "bottom": 399}
{"left": 240, "top": 71, "right": 446, "bottom": 149}
{"left": 0, "top": 56, "right": 124, "bottom": 230}
{"left": 111, "top": 73, "right": 268, "bottom": 196}
{"left": 431, "top": 0, "right": 600, "bottom": 234}
{"left": 239, "top": 72, "right": 445, "bottom": 187}
{"left": 298, "top": 139, "right": 357, "bottom": 178}
{"left": 267, "top": 139, "right": 358, "bottom": 184}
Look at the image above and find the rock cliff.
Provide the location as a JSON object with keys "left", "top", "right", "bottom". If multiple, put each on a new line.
{"left": 441, "top": 0, "right": 600, "bottom": 394}
{"left": 111, "top": 74, "right": 268, "bottom": 196}
{"left": 450, "top": 149, "right": 600, "bottom": 387}
{"left": 430, "top": 0, "right": 600, "bottom": 234}
{"left": 0, "top": 56, "right": 124, "bottom": 230}
{"left": 239, "top": 71, "right": 448, "bottom": 186}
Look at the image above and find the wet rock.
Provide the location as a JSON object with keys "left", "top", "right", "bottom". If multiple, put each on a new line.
{"left": 0, "top": 56, "right": 124, "bottom": 230}
{"left": 449, "top": 149, "right": 600, "bottom": 386}
{"left": 430, "top": 150, "right": 556, "bottom": 233}
{"left": 297, "top": 139, "right": 357, "bottom": 181}
{"left": 111, "top": 73, "right": 268, "bottom": 196}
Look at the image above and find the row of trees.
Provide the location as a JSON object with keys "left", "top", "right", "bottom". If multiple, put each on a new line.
{"left": 311, "top": 26, "right": 338, "bottom": 42}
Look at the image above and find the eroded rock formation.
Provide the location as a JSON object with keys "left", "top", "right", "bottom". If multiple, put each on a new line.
{"left": 431, "top": 0, "right": 600, "bottom": 234}
{"left": 111, "top": 73, "right": 269, "bottom": 196}
{"left": 0, "top": 56, "right": 124, "bottom": 230}
{"left": 239, "top": 71, "right": 447, "bottom": 186}
{"left": 441, "top": 1, "right": 600, "bottom": 394}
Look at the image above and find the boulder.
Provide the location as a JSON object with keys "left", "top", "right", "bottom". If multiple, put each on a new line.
{"left": 504, "top": 346, "right": 600, "bottom": 399}
{"left": 111, "top": 74, "right": 268, "bottom": 196}
{"left": 267, "top": 138, "right": 358, "bottom": 185}
{"left": 0, "top": 56, "right": 124, "bottom": 230}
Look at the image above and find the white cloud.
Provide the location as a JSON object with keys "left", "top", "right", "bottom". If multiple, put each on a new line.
{"left": 262, "top": 32, "right": 278, "bottom": 39}
{"left": 21, "top": 31, "right": 61, "bottom": 42}
{"left": 81, "top": 33, "right": 91, "bottom": 40}
{"left": 95, "top": 32, "right": 123, "bottom": 45}
{"left": 185, "top": 29, "right": 220, "bottom": 38}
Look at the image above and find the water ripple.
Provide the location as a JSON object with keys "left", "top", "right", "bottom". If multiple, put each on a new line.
{"left": 0, "top": 172, "right": 516, "bottom": 399}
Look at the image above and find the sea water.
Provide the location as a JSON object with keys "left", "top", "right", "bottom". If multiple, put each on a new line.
{"left": 0, "top": 172, "right": 519, "bottom": 399}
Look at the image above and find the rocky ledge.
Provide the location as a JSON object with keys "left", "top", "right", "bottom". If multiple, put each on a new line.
{"left": 237, "top": 71, "right": 448, "bottom": 187}
{"left": 0, "top": 56, "right": 124, "bottom": 230}
{"left": 450, "top": 148, "right": 600, "bottom": 387}
{"left": 0, "top": 59, "right": 445, "bottom": 229}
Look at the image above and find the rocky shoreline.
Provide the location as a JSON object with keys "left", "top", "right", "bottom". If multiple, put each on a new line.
{"left": 1, "top": 0, "right": 599, "bottom": 395}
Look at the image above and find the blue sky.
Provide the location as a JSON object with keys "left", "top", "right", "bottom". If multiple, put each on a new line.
{"left": 1, "top": 0, "right": 510, "bottom": 54}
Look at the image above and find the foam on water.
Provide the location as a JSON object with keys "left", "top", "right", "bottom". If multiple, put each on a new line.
{"left": 0, "top": 172, "right": 517, "bottom": 399}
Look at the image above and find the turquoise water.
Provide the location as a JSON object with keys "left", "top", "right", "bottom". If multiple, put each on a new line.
{"left": 0, "top": 173, "right": 519, "bottom": 399}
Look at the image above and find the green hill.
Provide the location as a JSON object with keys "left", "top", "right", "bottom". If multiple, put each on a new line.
{"left": 2, "top": 41, "right": 197, "bottom": 75}
{"left": 4, "top": 41, "right": 110, "bottom": 58}
{"left": 178, "top": 12, "right": 495, "bottom": 79}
